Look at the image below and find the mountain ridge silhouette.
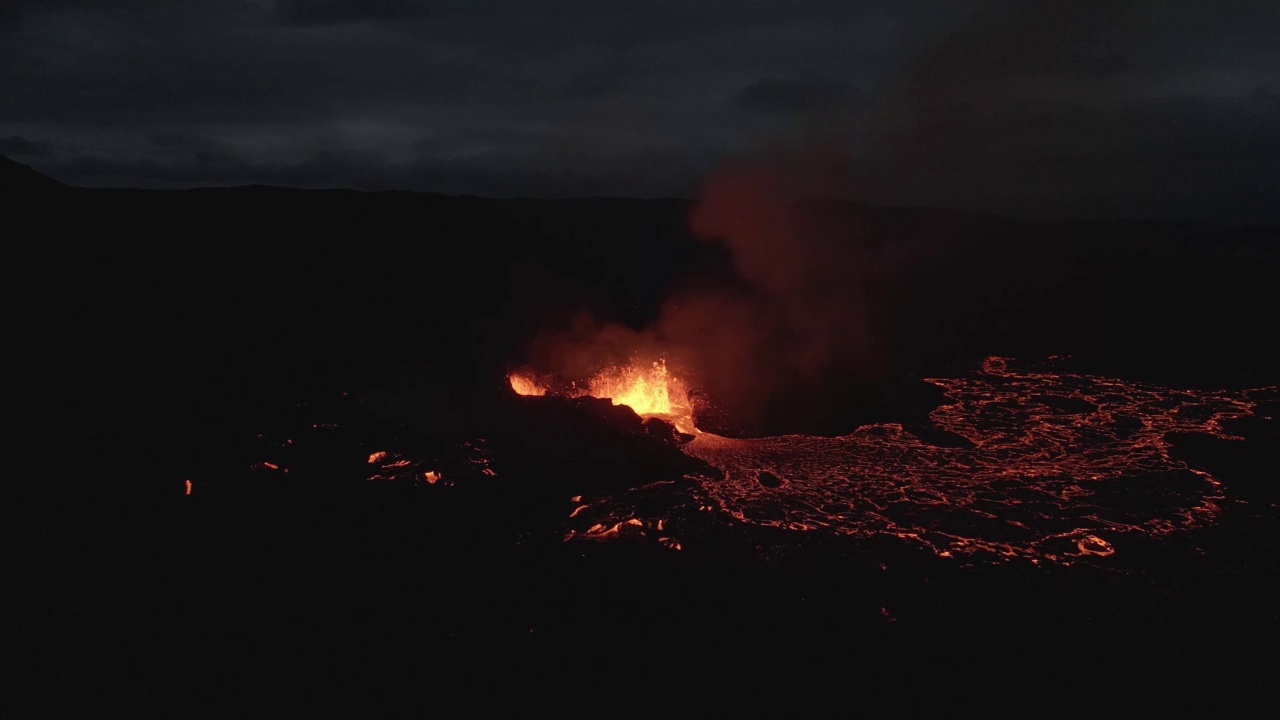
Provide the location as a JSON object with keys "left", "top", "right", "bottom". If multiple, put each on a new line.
{"left": 0, "top": 155, "right": 68, "bottom": 191}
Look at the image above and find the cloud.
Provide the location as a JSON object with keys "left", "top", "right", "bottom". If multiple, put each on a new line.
{"left": 847, "top": 86, "right": 1280, "bottom": 223}
{"left": 0, "top": 135, "right": 54, "bottom": 158}
{"left": 37, "top": 144, "right": 710, "bottom": 197}
{"left": 735, "top": 77, "right": 864, "bottom": 115}
{"left": 2, "top": 1, "right": 1277, "bottom": 221}
{"left": 145, "top": 131, "right": 228, "bottom": 153}
{"left": 271, "top": 0, "right": 432, "bottom": 25}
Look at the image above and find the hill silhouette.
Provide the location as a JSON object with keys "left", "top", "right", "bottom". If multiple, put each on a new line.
{"left": 0, "top": 155, "right": 68, "bottom": 191}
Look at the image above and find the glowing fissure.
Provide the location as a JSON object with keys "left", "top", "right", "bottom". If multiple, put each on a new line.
{"left": 586, "top": 358, "right": 696, "bottom": 434}
{"left": 567, "top": 357, "right": 1274, "bottom": 564}
{"left": 511, "top": 358, "right": 697, "bottom": 434}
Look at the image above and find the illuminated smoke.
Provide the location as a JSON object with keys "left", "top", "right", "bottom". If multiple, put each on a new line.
{"left": 519, "top": 149, "right": 908, "bottom": 434}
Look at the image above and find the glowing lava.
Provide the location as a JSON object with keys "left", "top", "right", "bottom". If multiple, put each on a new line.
{"left": 508, "top": 372, "right": 547, "bottom": 397}
{"left": 511, "top": 358, "right": 697, "bottom": 434}
{"left": 586, "top": 358, "right": 696, "bottom": 434}
{"left": 565, "top": 357, "right": 1275, "bottom": 565}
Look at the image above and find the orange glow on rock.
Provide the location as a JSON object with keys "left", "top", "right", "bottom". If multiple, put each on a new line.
{"left": 184, "top": 479, "right": 192, "bottom": 495}
{"left": 367, "top": 451, "right": 387, "bottom": 464}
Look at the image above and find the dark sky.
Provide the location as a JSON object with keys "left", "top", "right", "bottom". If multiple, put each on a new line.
{"left": 2, "top": 0, "right": 1277, "bottom": 222}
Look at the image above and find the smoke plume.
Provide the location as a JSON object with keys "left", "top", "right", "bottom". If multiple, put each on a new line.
{"left": 526, "top": 145, "right": 923, "bottom": 434}
{"left": 530, "top": 1, "right": 1171, "bottom": 433}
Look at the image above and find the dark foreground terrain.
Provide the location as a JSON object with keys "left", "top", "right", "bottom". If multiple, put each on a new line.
{"left": 5, "top": 176, "right": 1279, "bottom": 713}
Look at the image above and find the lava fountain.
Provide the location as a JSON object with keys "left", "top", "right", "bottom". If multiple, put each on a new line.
{"left": 586, "top": 358, "right": 696, "bottom": 434}
{"left": 508, "top": 372, "right": 547, "bottom": 397}
{"left": 510, "top": 358, "right": 697, "bottom": 435}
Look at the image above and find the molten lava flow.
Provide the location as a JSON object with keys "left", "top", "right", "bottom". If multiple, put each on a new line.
{"left": 508, "top": 372, "right": 547, "bottom": 396}
{"left": 364, "top": 447, "right": 465, "bottom": 486}
{"left": 565, "top": 357, "right": 1275, "bottom": 565}
{"left": 587, "top": 358, "right": 696, "bottom": 434}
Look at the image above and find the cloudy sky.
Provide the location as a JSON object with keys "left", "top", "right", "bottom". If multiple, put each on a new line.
{"left": 2, "top": 0, "right": 1277, "bottom": 222}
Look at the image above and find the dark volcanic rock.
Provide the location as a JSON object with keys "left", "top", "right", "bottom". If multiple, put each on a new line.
{"left": 642, "top": 416, "right": 694, "bottom": 445}
{"left": 487, "top": 393, "right": 710, "bottom": 492}
{"left": 1170, "top": 417, "right": 1280, "bottom": 502}
{"left": 757, "top": 470, "right": 784, "bottom": 488}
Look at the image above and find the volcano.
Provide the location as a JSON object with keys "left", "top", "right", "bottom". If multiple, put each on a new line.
{"left": 8, "top": 183, "right": 1279, "bottom": 713}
